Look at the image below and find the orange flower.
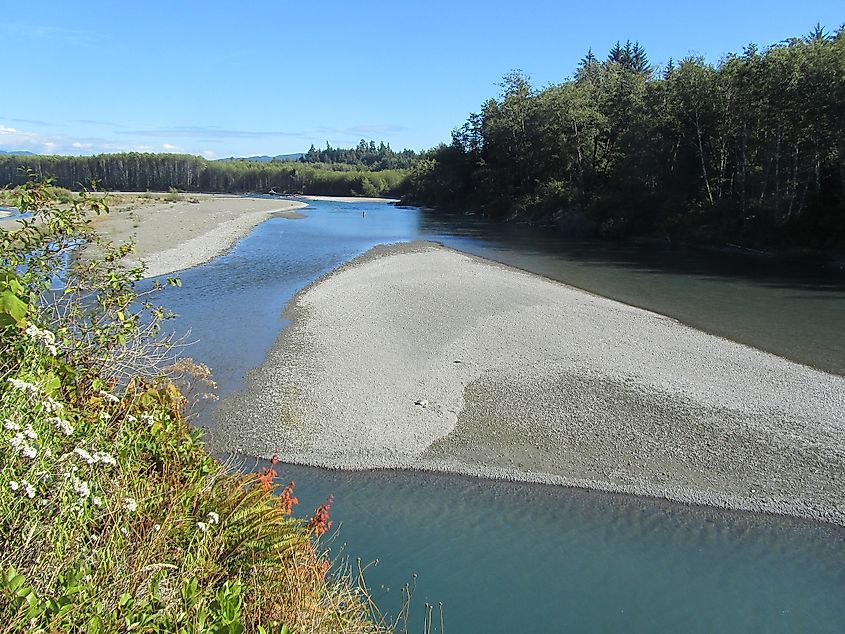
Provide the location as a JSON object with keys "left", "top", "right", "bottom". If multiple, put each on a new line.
{"left": 257, "top": 465, "right": 277, "bottom": 491}
{"left": 309, "top": 495, "right": 333, "bottom": 536}
{"left": 279, "top": 481, "right": 298, "bottom": 514}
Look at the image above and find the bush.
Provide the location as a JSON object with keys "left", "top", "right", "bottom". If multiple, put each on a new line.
{"left": 0, "top": 179, "right": 387, "bottom": 633}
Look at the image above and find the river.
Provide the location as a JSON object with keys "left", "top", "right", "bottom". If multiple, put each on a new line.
{"left": 153, "top": 198, "right": 845, "bottom": 632}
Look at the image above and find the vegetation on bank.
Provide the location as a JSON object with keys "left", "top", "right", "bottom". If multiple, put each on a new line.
{"left": 0, "top": 154, "right": 409, "bottom": 199}
{"left": 403, "top": 27, "right": 845, "bottom": 249}
{"left": 0, "top": 182, "right": 388, "bottom": 632}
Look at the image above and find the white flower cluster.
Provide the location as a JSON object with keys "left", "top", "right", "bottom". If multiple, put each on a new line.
{"left": 9, "top": 479, "right": 35, "bottom": 499}
{"left": 8, "top": 427, "right": 38, "bottom": 460}
{"left": 44, "top": 396, "right": 64, "bottom": 414}
{"left": 70, "top": 474, "right": 91, "bottom": 500}
{"left": 73, "top": 447, "right": 117, "bottom": 467}
{"left": 123, "top": 497, "right": 138, "bottom": 513}
{"left": 3, "top": 418, "right": 19, "bottom": 431}
{"left": 48, "top": 416, "right": 74, "bottom": 436}
{"left": 25, "top": 324, "right": 59, "bottom": 356}
{"left": 7, "top": 378, "right": 40, "bottom": 396}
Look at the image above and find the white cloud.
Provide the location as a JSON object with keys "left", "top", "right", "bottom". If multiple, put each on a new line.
{"left": 0, "top": 120, "right": 172, "bottom": 156}
{"left": 161, "top": 143, "right": 183, "bottom": 152}
{"left": 201, "top": 149, "right": 217, "bottom": 159}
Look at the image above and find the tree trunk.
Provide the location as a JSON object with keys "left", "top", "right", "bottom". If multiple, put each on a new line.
{"left": 695, "top": 111, "right": 714, "bottom": 204}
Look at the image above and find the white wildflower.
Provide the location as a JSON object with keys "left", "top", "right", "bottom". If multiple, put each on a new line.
{"left": 71, "top": 476, "right": 90, "bottom": 499}
{"left": 93, "top": 452, "right": 116, "bottom": 466}
{"left": 22, "top": 480, "right": 35, "bottom": 499}
{"left": 10, "top": 434, "right": 38, "bottom": 460}
{"left": 23, "top": 424, "right": 37, "bottom": 440}
{"left": 120, "top": 527, "right": 129, "bottom": 536}
{"left": 49, "top": 416, "right": 74, "bottom": 436}
{"left": 3, "top": 419, "right": 20, "bottom": 431}
{"left": 7, "top": 378, "right": 39, "bottom": 395}
{"left": 9, "top": 481, "right": 19, "bottom": 491}
{"left": 140, "top": 413, "right": 154, "bottom": 426}
{"left": 99, "top": 390, "right": 120, "bottom": 403}
{"left": 43, "top": 397, "right": 64, "bottom": 414}
{"left": 123, "top": 498, "right": 137, "bottom": 513}
{"left": 126, "top": 415, "right": 137, "bottom": 423}
{"left": 99, "top": 411, "right": 111, "bottom": 421}
{"left": 207, "top": 511, "right": 219, "bottom": 525}
{"left": 74, "top": 447, "right": 96, "bottom": 465}
{"left": 92, "top": 496, "right": 102, "bottom": 507}
{"left": 197, "top": 521, "right": 208, "bottom": 533}
{"left": 26, "top": 324, "right": 59, "bottom": 356}
{"left": 153, "top": 523, "right": 161, "bottom": 532}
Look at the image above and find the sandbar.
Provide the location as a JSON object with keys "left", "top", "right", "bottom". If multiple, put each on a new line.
{"left": 87, "top": 194, "right": 307, "bottom": 278}
{"left": 216, "top": 241, "right": 845, "bottom": 526}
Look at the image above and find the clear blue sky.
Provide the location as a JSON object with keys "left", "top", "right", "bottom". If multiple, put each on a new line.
{"left": 1, "top": 0, "right": 841, "bottom": 158}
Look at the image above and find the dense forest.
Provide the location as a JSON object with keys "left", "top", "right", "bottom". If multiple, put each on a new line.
{"left": 300, "top": 140, "right": 419, "bottom": 170}
{"left": 403, "top": 28, "right": 845, "bottom": 248}
{"left": 0, "top": 152, "right": 409, "bottom": 197}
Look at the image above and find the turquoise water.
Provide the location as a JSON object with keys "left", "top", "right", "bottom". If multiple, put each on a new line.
{"left": 152, "top": 199, "right": 845, "bottom": 632}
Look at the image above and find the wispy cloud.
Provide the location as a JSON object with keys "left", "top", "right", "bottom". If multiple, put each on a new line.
{"left": 73, "top": 118, "right": 129, "bottom": 128}
{"left": 118, "top": 126, "right": 310, "bottom": 139}
{"left": 0, "top": 116, "right": 55, "bottom": 127}
{"left": 0, "top": 22, "right": 105, "bottom": 48}
{"left": 0, "top": 121, "right": 177, "bottom": 155}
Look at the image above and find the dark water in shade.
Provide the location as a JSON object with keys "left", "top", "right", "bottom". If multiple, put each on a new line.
{"left": 152, "top": 199, "right": 845, "bottom": 632}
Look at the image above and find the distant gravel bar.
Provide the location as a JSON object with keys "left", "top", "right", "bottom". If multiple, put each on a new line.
{"left": 215, "top": 242, "right": 845, "bottom": 525}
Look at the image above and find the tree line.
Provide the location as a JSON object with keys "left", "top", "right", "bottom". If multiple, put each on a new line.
{"left": 0, "top": 153, "right": 409, "bottom": 197}
{"left": 300, "top": 140, "right": 419, "bottom": 170}
{"left": 404, "top": 27, "right": 845, "bottom": 248}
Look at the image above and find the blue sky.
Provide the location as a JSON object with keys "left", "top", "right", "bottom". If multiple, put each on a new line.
{"left": 1, "top": 0, "right": 841, "bottom": 158}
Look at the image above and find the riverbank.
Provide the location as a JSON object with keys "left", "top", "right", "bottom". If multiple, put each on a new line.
{"left": 215, "top": 241, "right": 845, "bottom": 526}
{"left": 87, "top": 194, "right": 308, "bottom": 278}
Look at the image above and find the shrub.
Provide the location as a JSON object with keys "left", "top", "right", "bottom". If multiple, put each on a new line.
{"left": 0, "top": 179, "right": 387, "bottom": 633}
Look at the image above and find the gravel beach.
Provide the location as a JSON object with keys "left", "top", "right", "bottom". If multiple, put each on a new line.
{"left": 216, "top": 241, "right": 845, "bottom": 525}
{"left": 88, "top": 194, "right": 307, "bottom": 278}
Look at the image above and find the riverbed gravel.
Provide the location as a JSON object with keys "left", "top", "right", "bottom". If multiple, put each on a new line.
{"left": 215, "top": 241, "right": 845, "bottom": 525}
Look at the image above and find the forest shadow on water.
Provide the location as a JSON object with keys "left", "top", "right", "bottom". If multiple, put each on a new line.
{"left": 418, "top": 208, "right": 845, "bottom": 374}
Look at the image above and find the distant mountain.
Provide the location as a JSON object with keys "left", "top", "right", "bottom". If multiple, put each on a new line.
{"left": 0, "top": 150, "right": 36, "bottom": 156}
{"left": 217, "top": 153, "right": 303, "bottom": 163}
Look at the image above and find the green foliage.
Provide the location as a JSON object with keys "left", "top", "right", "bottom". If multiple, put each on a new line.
{"left": 405, "top": 28, "right": 845, "bottom": 248}
{"left": 0, "top": 271, "right": 27, "bottom": 328}
{"left": 0, "top": 154, "right": 411, "bottom": 199}
{"left": 0, "top": 179, "right": 388, "bottom": 633}
{"left": 300, "top": 140, "right": 419, "bottom": 170}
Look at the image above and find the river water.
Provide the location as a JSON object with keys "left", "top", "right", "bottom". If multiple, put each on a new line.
{"left": 154, "top": 198, "right": 845, "bottom": 632}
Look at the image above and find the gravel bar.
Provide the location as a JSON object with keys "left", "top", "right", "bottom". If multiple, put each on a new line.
{"left": 215, "top": 241, "right": 845, "bottom": 525}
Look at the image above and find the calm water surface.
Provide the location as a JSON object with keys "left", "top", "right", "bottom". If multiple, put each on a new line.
{"left": 154, "top": 199, "right": 845, "bottom": 632}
